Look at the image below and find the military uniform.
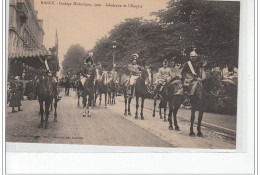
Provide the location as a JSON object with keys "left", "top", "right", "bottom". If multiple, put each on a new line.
{"left": 128, "top": 63, "right": 142, "bottom": 85}
{"left": 181, "top": 50, "right": 202, "bottom": 96}
{"left": 154, "top": 60, "right": 173, "bottom": 99}
{"left": 80, "top": 58, "right": 96, "bottom": 86}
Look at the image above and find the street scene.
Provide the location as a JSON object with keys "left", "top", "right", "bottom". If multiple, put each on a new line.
{"left": 6, "top": 90, "right": 236, "bottom": 149}
{"left": 7, "top": 0, "right": 239, "bottom": 149}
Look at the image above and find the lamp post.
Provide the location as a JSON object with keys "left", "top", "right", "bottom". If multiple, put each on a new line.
{"left": 112, "top": 41, "right": 117, "bottom": 66}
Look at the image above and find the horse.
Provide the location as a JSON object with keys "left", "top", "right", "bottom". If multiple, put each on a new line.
{"left": 122, "top": 67, "right": 149, "bottom": 120}
{"left": 64, "top": 76, "right": 71, "bottom": 96}
{"left": 152, "top": 75, "right": 181, "bottom": 122}
{"left": 36, "top": 73, "right": 58, "bottom": 129}
{"left": 152, "top": 85, "right": 168, "bottom": 122}
{"left": 94, "top": 71, "right": 110, "bottom": 107}
{"left": 167, "top": 79, "right": 184, "bottom": 131}
{"left": 81, "top": 68, "right": 96, "bottom": 117}
{"left": 75, "top": 78, "right": 83, "bottom": 106}
{"left": 107, "top": 72, "right": 118, "bottom": 105}
{"left": 188, "top": 71, "right": 222, "bottom": 137}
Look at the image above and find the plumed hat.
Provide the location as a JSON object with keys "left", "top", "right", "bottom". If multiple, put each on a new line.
{"left": 131, "top": 53, "right": 139, "bottom": 60}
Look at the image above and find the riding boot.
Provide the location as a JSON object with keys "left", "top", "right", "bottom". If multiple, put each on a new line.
{"left": 153, "top": 85, "right": 160, "bottom": 99}
{"left": 129, "top": 85, "right": 134, "bottom": 97}
{"left": 158, "top": 85, "right": 164, "bottom": 99}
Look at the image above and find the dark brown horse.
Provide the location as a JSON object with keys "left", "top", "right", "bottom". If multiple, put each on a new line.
{"left": 167, "top": 79, "right": 184, "bottom": 131}
{"left": 152, "top": 85, "right": 168, "bottom": 122}
{"left": 81, "top": 68, "right": 96, "bottom": 117}
{"left": 95, "top": 71, "right": 110, "bottom": 107}
{"left": 122, "top": 68, "right": 149, "bottom": 120}
{"left": 188, "top": 71, "right": 222, "bottom": 137}
{"left": 107, "top": 73, "right": 118, "bottom": 105}
{"left": 64, "top": 76, "right": 71, "bottom": 96}
{"left": 36, "top": 73, "right": 58, "bottom": 129}
{"left": 75, "top": 78, "right": 83, "bottom": 106}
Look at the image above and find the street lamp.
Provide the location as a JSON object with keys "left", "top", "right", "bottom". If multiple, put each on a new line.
{"left": 112, "top": 41, "right": 117, "bottom": 66}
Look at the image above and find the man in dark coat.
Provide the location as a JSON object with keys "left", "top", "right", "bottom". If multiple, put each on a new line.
{"left": 9, "top": 80, "right": 23, "bottom": 113}
{"left": 181, "top": 48, "right": 202, "bottom": 96}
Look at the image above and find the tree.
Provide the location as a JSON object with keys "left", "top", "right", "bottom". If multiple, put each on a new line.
{"left": 62, "top": 44, "right": 86, "bottom": 75}
{"left": 154, "top": 0, "right": 240, "bottom": 68}
{"left": 91, "top": 0, "right": 240, "bottom": 72}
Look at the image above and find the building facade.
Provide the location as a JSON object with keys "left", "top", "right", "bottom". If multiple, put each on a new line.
{"left": 8, "top": 0, "right": 45, "bottom": 53}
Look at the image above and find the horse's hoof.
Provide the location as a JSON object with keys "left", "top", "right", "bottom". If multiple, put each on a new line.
{"left": 152, "top": 114, "right": 155, "bottom": 117}
{"left": 164, "top": 119, "right": 167, "bottom": 122}
{"left": 88, "top": 114, "right": 92, "bottom": 117}
{"left": 189, "top": 132, "right": 196, "bottom": 137}
{"left": 83, "top": 114, "right": 86, "bottom": 117}
{"left": 160, "top": 116, "right": 163, "bottom": 119}
{"left": 169, "top": 126, "right": 173, "bottom": 130}
{"left": 141, "top": 117, "right": 144, "bottom": 120}
{"left": 38, "top": 123, "right": 43, "bottom": 128}
{"left": 128, "top": 112, "right": 132, "bottom": 116}
{"left": 197, "top": 132, "right": 203, "bottom": 137}
{"left": 135, "top": 116, "right": 138, "bottom": 119}
{"left": 175, "top": 127, "right": 180, "bottom": 131}
{"left": 124, "top": 112, "right": 127, "bottom": 116}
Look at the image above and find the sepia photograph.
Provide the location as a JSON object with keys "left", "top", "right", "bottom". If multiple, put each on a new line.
{"left": 6, "top": 0, "right": 240, "bottom": 150}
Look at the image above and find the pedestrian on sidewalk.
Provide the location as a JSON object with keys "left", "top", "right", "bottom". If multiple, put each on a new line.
{"left": 9, "top": 80, "right": 23, "bottom": 113}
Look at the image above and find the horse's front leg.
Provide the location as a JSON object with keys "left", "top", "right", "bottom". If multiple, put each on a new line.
{"left": 99, "top": 93, "right": 102, "bottom": 106}
{"left": 88, "top": 94, "right": 93, "bottom": 117}
{"left": 135, "top": 97, "right": 139, "bottom": 119}
{"left": 44, "top": 99, "right": 51, "bottom": 129}
{"left": 105, "top": 92, "right": 107, "bottom": 107}
{"left": 189, "top": 107, "right": 196, "bottom": 136}
{"left": 50, "top": 99, "right": 53, "bottom": 111}
{"left": 152, "top": 99, "right": 156, "bottom": 117}
{"left": 82, "top": 95, "right": 87, "bottom": 117}
{"left": 197, "top": 111, "right": 204, "bottom": 137}
{"left": 54, "top": 97, "right": 58, "bottom": 122}
{"left": 77, "top": 93, "right": 80, "bottom": 106}
{"left": 124, "top": 93, "right": 127, "bottom": 116}
{"left": 113, "top": 92, "right": 116, "bottom": 104}
{"left": 38, "top": 100, "right": 44, "bottom": 128}
{"left": 164, "top": 107, "right": 167, "bottom": 122}
{"left": 140, "top": 97, "right": 145, "bottom": 120}
{"left": 168, "top": 99, "right": 173, "bottom": 130}
{"left": 173, "top": 104, "right": 181, "bottom": 130}
{"left": 159, "top": 101, "right": 162, "bottom": 119}
{"left": 128, "top": 97, "right": 132, "bottom": 116}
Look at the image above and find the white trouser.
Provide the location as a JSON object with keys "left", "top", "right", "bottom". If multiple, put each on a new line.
{"left": 129, "top": 75, "right": 139, "bottom": 86}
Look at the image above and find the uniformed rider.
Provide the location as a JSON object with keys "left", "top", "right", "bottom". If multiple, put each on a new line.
{"left": 128, "top": 53, "right": 142, "bottom": 97}
{"left": 110, "top": 64, "right": 118, "bottom": 82}
{"left": 181, "top": 48, "right": 202, "bottom": 96}
{"left": 154, "top": 59, "right": 173, "bottom": 99}
{"left": 82, "top": 52, "right": 95, "bottom": 78}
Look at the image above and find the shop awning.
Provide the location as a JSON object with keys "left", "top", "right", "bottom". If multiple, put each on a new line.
{"left": 8, "top": 50, "right": 48, "bottom": 60}
{"left": 8, "top": 50, "right": 49, "bottom": 69}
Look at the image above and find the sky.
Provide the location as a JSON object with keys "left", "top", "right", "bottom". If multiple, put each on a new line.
{"left": 34, "top": 0, "right": 168, "bottom": 71}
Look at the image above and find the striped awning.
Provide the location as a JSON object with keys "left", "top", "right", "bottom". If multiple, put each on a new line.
{"left": 8, "top": 50, "right": 49, "bottom": 60}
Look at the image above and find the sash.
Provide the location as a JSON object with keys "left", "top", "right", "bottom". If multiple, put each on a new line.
{"left": 187, "top": 61, "right": 196, "bottom": 75}
{"left": 44, "top": 60, "right": 50, "bottom": 72}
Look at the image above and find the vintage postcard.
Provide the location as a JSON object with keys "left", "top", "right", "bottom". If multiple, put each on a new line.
{"left": 6, "top": 0, "right": 240, "bottom": 150}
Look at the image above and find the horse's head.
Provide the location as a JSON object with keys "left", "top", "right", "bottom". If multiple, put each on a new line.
{"left": 202, "top": 70, "right": 222, "bottom": 96}
{"left": 101, "top": 71, "right": 109, "bottom": 86}
{"left": 36, "top": 74, "right": 55, "bottom": 96}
